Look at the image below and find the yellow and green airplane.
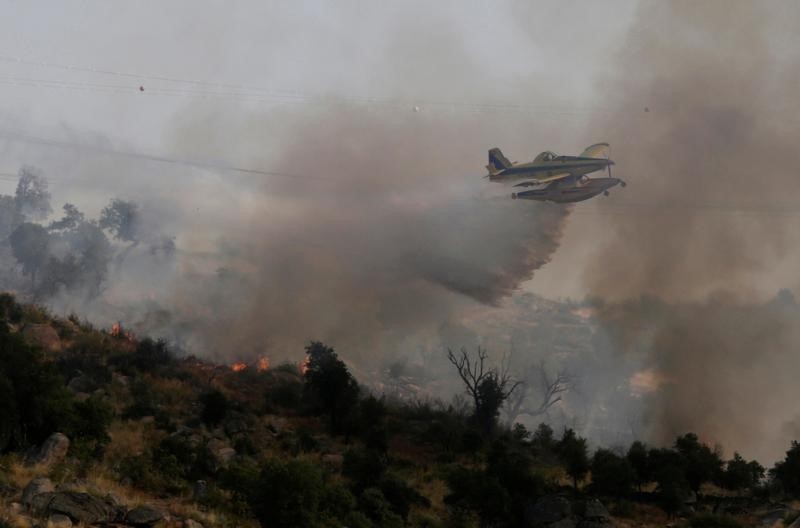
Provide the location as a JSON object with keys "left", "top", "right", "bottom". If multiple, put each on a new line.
{"left": 485, "top": 143, "right": 625, "bottom": 203}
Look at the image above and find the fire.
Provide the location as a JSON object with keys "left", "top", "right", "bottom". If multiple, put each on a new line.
{"left": 256, "top": 356, "right": 270, "bottom": 372}
{"left": 231, "top": 356, "right": 270, "bottom": 373}
{"left": 109, "top": 322, "right": 134, "bottom": 341}
{"left": 300, "top": 355, "right": 311, "bottom": 375}
{"left": 231, "top": 362, "right": 248, "bottom": 372}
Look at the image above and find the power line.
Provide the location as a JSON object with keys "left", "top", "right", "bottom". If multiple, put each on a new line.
{"left": 0, "top": 129, "right": 299, "bottom": 179}
{"left": 0, "top": 54, "right": 618, "bottom": 116}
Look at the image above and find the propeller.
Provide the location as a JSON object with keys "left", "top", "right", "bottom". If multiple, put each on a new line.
{"left": 606, "top": 146, "right": 627, "bottom": 187}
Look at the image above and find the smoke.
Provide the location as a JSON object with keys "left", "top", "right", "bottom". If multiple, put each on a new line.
{"left": 161, "top": 106, "right": 569, "bottom": 363}
{"left": 578, "top": 1, "right": 800, "bottom": 462}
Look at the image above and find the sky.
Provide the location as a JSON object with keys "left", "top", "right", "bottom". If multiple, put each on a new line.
{"left": 0, "top": 0, "right": 639, "bottom": 299}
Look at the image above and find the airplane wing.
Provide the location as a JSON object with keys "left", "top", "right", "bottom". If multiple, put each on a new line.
{"left": 514, "top": 171, "right": 573, "bottom": 187}
{"left": 579, "top": 142, "right": 610, "bottom": 159}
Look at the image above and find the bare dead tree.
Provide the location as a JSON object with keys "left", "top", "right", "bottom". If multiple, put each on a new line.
{"left": 504, "top": 360, "right": 573, "bottom": 427}
{"left": 447, "top": 347, "right": 521, "bottom": 433}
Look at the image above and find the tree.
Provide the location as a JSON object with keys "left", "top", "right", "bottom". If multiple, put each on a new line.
{"left": 303, "top": 341, "right": 360, "bottom": 433}
{"left": 591, "top": 448, "right": 635, "bottom": 498}
{"left": 556, "top": 428, "right": 589, "bottom": 491}
{"left": 446, "top": 347, "right": 520, "bottom": 435}
{"left": 674, "top": 433, "right": 723, "bottom": 492}
{"left": 48, "top": 203, "right": 85, "bottom": 231}
{"left": 627, "top": 440, "right": 651, "bottom": 491}
{"left": 770, "top": 441, "right": 800, "bottom": 497}
{"left": 99, "top": 198, "right": 140, "bottom": 243}
{"left": 722, "top": 452, "right": 764, "bottom": 492}
{"left": 648, "top": 447, "right": 689, "bottom": 515}
{"left": 504, "top": 360, "right": 572, "bottom": 427}
{"left": 9, "top": 223, "right": 50, "bottom": 286}
{"left": 15, "top": 167, "right": 51, "bottom": 220}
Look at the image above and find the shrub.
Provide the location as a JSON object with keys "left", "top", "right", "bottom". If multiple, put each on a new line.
{"left": 303, "top": 341, "right": 360, "bottom": 433}
{"left": 248, "top": 458, "right": 325, "bottom": 528}
{"left": 200, "top": 389, "right": 230, "bottom": 426}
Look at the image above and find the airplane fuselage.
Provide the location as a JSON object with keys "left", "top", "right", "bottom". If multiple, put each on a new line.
{"left": 488, "top": 156, "right": 612, "bottom": 183}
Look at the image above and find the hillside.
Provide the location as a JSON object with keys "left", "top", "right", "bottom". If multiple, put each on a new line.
{"left": 0, "top": 293, "right": 797, "bottom": 528}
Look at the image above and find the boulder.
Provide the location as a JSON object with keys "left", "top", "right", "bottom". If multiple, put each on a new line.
{"left": 32, "top": 491, "right": 124, "bottom": 524}
{"left": 125, "top": 504, "right": 166, "bottom": 525}
{"left": 21, "top": 323, "right": 62, "bottom": 352}
{"left": 47, "top": 514, "right": 73, "bottom": 528}
{"left": 26, "top": 432, "right": 70, "bottom": 467}
{"left": 66, "top": 374, "right": 96, "bottom": 393}
{"left": 206, "top": 438, "right": 236, "bottom": 470}
{"left": 22, "top": 477, "right": 54, "bottom": 506}
{"left": 525, "top": 496, "right": 572, "bottom": 526}
{"left": 582, "top": 499, "right": 610, "bottom": 522}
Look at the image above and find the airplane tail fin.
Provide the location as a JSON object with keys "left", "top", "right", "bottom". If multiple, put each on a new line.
{"left": 488, "top": 148, "right": 512, "bottom": 172}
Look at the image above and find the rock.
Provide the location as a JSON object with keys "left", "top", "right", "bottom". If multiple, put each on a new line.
{"left": 125, "top": 504, "right": 166, "bottom": 525}
{"left": 32, "top": 491, "right": 124, "bottom": 524}
{"left": 192, "top": 480, "right": 208, "bottom": 501}
{"left": 47, "top": 513, "right": 73, "bottom": 528}
{"left": 582, "top": 499, "right": 610, "bottom": 521}
{"left": 66, "top": 374, "right": 96, "bottom": 393}
{"left": 762, "top": 508, "right": 790, "bottom": 527}
{"left": 680, "top": 489, "right": 697, "bottom": 505}
{"left": 184, "top": 520, "right": 204, "bottom": 528}
{"left": 22, "top": 323, "right": 62, "bottom": 352}
{"left": 577, "top": 522, "right": 607, "bottom": 528}
{"left": 8, "top": 501, "right": 24, "bottom": 514}
{"left": 206, "top": 438, "right": 236, "bottom": 470}
{"left": 321, "top": 453, "right": 344, "bottom": 468}
{"left": 224, "top": 416, "right": 248, "bottom": 436}
{"left": 22, "top": 477, "right": 55, "bottom": 505}
{"left": 525, "top": 496, "right": 572, "bottom": 526}
{"left": 26, "top": 433, "right": 70, "bottom": 467}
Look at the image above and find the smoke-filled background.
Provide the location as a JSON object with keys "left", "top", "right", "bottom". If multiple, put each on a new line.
{"left": 1, "top": 0, "right": 800, "bottom": 463}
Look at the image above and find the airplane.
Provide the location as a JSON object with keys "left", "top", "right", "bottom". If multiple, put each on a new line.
{"left": 484, "top": 142, "right": 625, "bottom": 203}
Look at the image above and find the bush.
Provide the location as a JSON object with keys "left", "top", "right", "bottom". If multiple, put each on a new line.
{"left": 343, "top": 448, "right": 387, "bottom": 491}
{"left": 248, "top": 458, "right": 325, "bottom": 528}
{"left": 200, "top": 389, "right": 230, "bottom": 426}
{"left": 303, "top": 341, "right": 360, "bottom": 433}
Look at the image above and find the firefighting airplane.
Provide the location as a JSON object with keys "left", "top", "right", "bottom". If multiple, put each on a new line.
{"left": 484, "top": 142, "right": 626, "bottom": 203}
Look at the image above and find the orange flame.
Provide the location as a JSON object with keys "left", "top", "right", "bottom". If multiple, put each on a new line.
{"left": 109, "top": 321, "right": 134, "bottom": 341}
{"left": 231, "top": 362, "right": 248, "bottom": 372}
{"left": 300, "top": 355, "right": 311, "bottom": 375}
{"left": 257, "top": 356, "right": 270, "bottom": 372}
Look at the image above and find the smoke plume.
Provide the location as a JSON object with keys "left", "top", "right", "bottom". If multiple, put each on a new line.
{"left": 579, "top": 0, "right": 800, "bottom": 462}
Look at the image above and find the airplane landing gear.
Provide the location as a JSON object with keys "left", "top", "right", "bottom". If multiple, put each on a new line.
{"left": 603, "top": 190, "right": 610, "bottom": 196}
{"left": 620, "top": 181, "right": 627, "bottom": 187}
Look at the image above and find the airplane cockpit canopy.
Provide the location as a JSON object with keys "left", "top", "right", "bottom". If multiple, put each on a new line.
{"left": 534, "top": 151, "right": 558, "bottom": 162}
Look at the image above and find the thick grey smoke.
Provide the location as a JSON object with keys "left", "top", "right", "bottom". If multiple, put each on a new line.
{"left": 162, "top": 106, "right": 569, "bottom": 363}
{"left": 578, "top": 1, "right": 800, "bottom": 462}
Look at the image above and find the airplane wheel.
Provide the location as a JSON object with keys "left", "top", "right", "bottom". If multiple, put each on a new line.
{"left": 621, "top": 181, "right": 627, "bottom": 187}
{"left": 603, "top": 190, "right": 610, "bottom": 196}
{"left": 512, "top": 193, "right": 517, "bottom": 199}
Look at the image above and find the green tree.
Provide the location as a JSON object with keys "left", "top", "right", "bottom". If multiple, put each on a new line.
{"left": 303, "top": 341, "right": 360, "bottom": 433}
{"left": 15, "top": 167, "right": 51, "bottom": 220}
{"left": 721, "top": 452, "right": 764, "bottom": 492}
{"left": 770, "top": 441, "right": 800, "bottom": 497}
{"left": 627, "top": 440, "right": 651, "bottom": 491}
{"left": 675, "top": 433, "right": 723, "bottom": 492}
{"left": 591, "top": 448, "right": 635, "bottom": 498}
{"left": 9, "top": 223, "right": 50, "bottom": 286}
{"left": 556, "top": 428, "right": 590, "bottom": 491}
